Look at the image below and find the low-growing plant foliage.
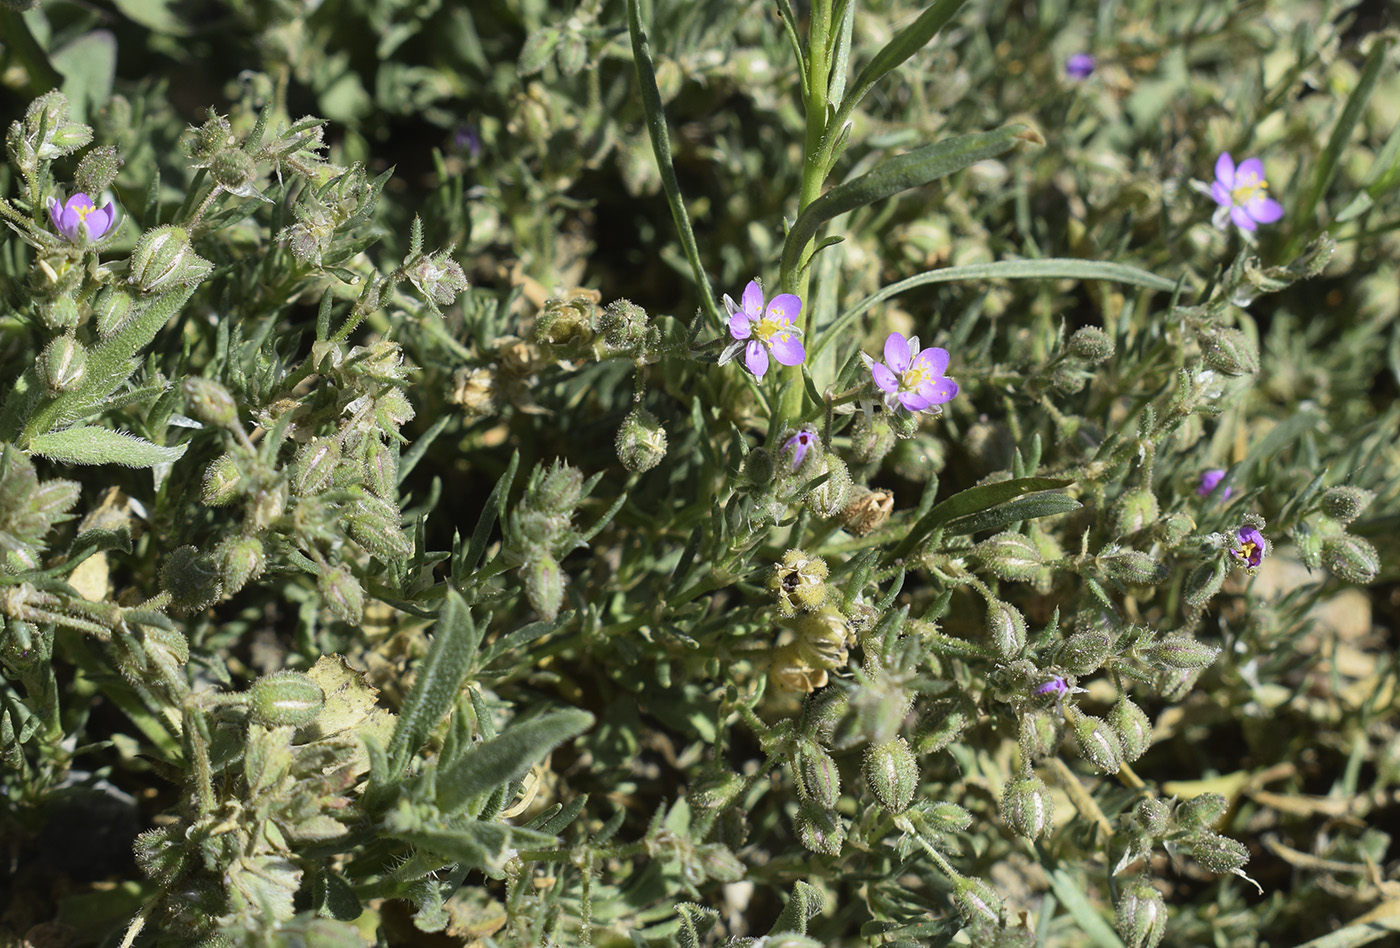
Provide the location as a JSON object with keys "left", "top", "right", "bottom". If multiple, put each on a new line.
{"left": 1, "top": 1, "right": 1398, "bottom": 947}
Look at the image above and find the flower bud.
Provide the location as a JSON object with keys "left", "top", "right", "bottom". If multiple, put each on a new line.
{"left": 864, "top": 737, "right": 918, "bottom": 812}
{"left": 951, "top": 877, "right": 1003, "bottom": 928}
{"left": 43, "top": 297, "right": 79, "bottom": 331}
{"left": 346, "top": 492, "right": 413, "bottom": 561}
{"left": 188, "top": 113, "right": 235, "bottom": 160}
{"left": 318, "top": 564, "right": 364, "bottom": 624}
{"left": 1153, "top": 511, "right": 1195, "bottom": 548}
{"left": 75, "top": 145, "right": 123, "bottom": 196}
{"left": 1174, "top": 792, "right": 1228, "bottom": 830}
{"left": 850, "top": 411, "right": 896, "bottom": 465}
{"left": 793, "top": 608, "right": 851, "bottom": 671}
{"left": 1114, "top": 881, "right": 1166, "bottom": 948}
{"left": 182, "top": 377, "right": 239, "bottom": 428}
{"left": 1001, "top": 774, "right": 1054, "bottom": 839}
{"left": 1108, "top": 697, "right": 1152, "bottom": 761}
{"left": 293, "top": 438, "right": 341, "bottom": 497}
{"left": 93, "top": 287, "right": 133, "bottom": 337}
{"left": 248, "top": 670, "right": 325, "bottom": 728}
{"left": 143, "top": 626, "right": 190, "bottom": 670}
{"left": 839, "top": 487, "right": 893, "bottom": 537}
{"left": 1067, "top": 326, "right": 1114, "bottom": 363}
{"left": 202, "top": 453, "right": 242, "bottom": 506}
{"left": 1183, "top": 558, "right": 1228, "bottom": 608}
{"left": 1018, "top": 709, "right": 1062, "bottom": 761}
{"left": 1320, "top": 486, "right": 1373, "bottom": 523}
{"left": 793, "top": 801, "right": 845, "bottom": 855}
{"left": 32, "top": 478, "right": 80, "bottom": 517}
{"left": 210, "top": 148, "right": 256, "bottom": 191}
{"left": 616, "top": 407, "right": 667, "bottom": 473}
{"left": 1058, "top": 629, "right": 1112, "bottom": 675}
{"left": 1133, "top": 796, "right": 1171, "bottom": 836}
{"left": 129, "top": 225, "right": 212, "bottom": 293}
{"left": 532, "top": 461, "right": 584, "bottom": 515}
{"left": 1071, "top": 714, "right": 1123, "bottom": 774}
{"left": 598, "top": 299, "right": 648, "bottom": 351}
{"left": 524, "top": 553, "right": 565, "bottom": 620}
{"left": 805, "top": 453, "right": 853, "bottom": 518}
{"left": 37, "top": 334, "right": 88, "bottom": 392}
{"left": 1148, "top": 633, "right": 1219, "bottom": 670}
{"left": 1322, "top": 535, "right": 1379, "bottom": 584}
{"left": 1114, "top": 489, "right": 1159, "bottom": 535}
{"left": 984, "top": 599, "right": 1027, "bottom": 660}
{"left": 1096, "top": 547, "right": 1167, "bottom": 585}
{"left": 1185, "top": 832, "right": 1249, "bottom": 875}
{"left": 975, "top": 532, "right": 1043, "bottom": 582}
{"left": 800, "top": 688, "right": 850, "bottom": 743}
{"left": 689, "top": 770, "right": 745, "bottom": 810}
{"left": 914, "top": 698, "right": 972, "bottom": 755}
{"left": 1197, "top": 326, "right": 1258, "bottom": 376}
{"left": 363, "top": 438, "right": 398, "bottom": 499}
{"left": 795, "top": 740, "right": 841, "bottom": 809}
{"left": 218, "top": 535, "right": 266, "bottom": 594}
{"left": 160, "top": 545, "right": 222, "bottom": 612}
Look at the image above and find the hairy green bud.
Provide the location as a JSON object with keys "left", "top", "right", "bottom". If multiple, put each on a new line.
{"left": 1018, "top": 709, "right": 1062, "bottom": 761}
{"left": 1197, "top": 325, "right": 1259, "bottom": 376}
{"left": 183, "top": 377, "right": 239, "bottom": 428}
{"left": 1183, "top": 558, "right": 1228, "bottom": 608}
{"left": 1072, "top": 713, "right": 1123, "bottom": 774}
{"left": 37, "top": 334, "right": 88, "bottom": 392}
{"left": 1322, "top": 535, "right": 1380, "bottom": 584}
{"left": 795, "top": 740, "right": 841, "bottom": 809}
{"left": 1108, "top": 697, "right": 1153, "bottom": 762}
{"left": 1153, "top": 511, "right": 1195, "bottom": 548}
{"left": 1115, "top": 881, "right": 1167, "bottom": 948}
{"left": 1148, "top": 633, "right": 1220, "bottom": 670}
{"left": 160, "top": 545, "right": 222, "bottom": 613}
{"left": 93, "top": 287, "right": 133, "bottom": 337}
{"left": 976, "top": 532, "right": 1042, "bottom": 581}
{"left": 1114, "top": 488, "right": 1159, "bottom": 535}
{"left": 249, "top": 670, "right": 325, "bottom": 728}
{"left": 688, "top": 771, "right": 745, "bottom": 810}
{"left": 1174, "top": 792, "right": 1228, "bottom": 830}
{"left": 1319, "top": 486, "right": 1373, "bottom": 523}
{"left": 75, "top": 145, "right": 123, "bottom": 197}
{"left": 1096, "top": 547, "right": 1167, "bottom": 585}
{"left": 1185, "top": 832, "right": 1249, "bottom": 875}
{"left": 524, "top": 552, "right": 565, "bottom": 620}
{"left": 42, "top": 297, "right": 79, "bottom": 331}
{"left": 951, "top": 877, "right": 1004, "bottom": 928}
{"left": 210, "top": 148, "right": 256, "bottom": 191}
{"left": 805, "top": 453, "right": 852, "bottom": 518}
{"left": 616, "top": 407, "right": 667, "bottom": 473}
{"left": 1067, "top": 326, "right": 1114, "bottom": 363}
{"left": 202, "top": 454, "right": 243, "bottom": 506}
{"left": 364, "top": 438, "right": 398, "bottom": 499}
{"left": 129, "top": 225, "right": 212, "bottom": 293}
{"left": 850, "top": 411, "right": 896, "bottom": 466}
{"left": 598, "top": 299, "right": 648, "bottom": 351}
{"left": 864, "top": 737, "right": 918, "bottom": 812}
{"left": 1059, "top": 628, "right": 1112, "bottom": 674}
{"left": 1133, "top": 796, "right": 1171, "bottom": 836}
{"left": 1001, "top": 774, "right": 1054, "bottom": 839}
{"left": 219, "top": 535, "right": 266, "bottom": 594}
{"left": 800, "top": 688, "right": 850, "bottom": 744}
{"left": 984, "top": 599, "right": 1027, "bottom": 660}
{"left": 533, "top": 460, "right": 584, "bottom": 515}
{"left": 293, "top": 437, "right": 341, "bottom": 497}
{"left": 793, "top": 801, "right": 846, "bottom": 856}
{"left": 318, "top": 564, "right": 364, "bottom": 624}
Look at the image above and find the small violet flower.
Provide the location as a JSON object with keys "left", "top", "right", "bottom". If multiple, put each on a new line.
{"left": 1231, "top": 526, "right": 1266, "bottom": 570}
{"left": 1211, "top": 153, "right": 1283, "bottom": 233}
{"left": 719, "top": 280, "right": 806, "bottom": 380}
{"left": 48, "top": 191, "right": 117, "bottom": 242}
{"left": 863, "top": 332, "right": 959, "bottom": 413}
{"left": 1197, "top": 468, "right": 1233, "bottom": 501}
{"left": 1065, "top": 53, "right": 1096, "bottom": 79}
{"left": 783, "top": 428, "right": 818, "bottom": 470}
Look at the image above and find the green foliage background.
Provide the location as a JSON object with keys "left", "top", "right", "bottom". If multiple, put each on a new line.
{"left": 1, "top": 0, "right": 1398, "bottom": 946}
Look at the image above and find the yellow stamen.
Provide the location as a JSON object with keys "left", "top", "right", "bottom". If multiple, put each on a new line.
{"left": 1230, "top": 174, "right": 1267, "bottom": 206}
{"left": 753, "top": 317, "right": 787, "bottom": 342}
{"left": 901, "top": 363, "right": 931, "bottom": 389}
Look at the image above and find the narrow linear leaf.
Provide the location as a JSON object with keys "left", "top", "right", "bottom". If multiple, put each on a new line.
{"left": 28, "top": 427, "right": 186, "bottom": 468}
{"left": 1298, "top": 36, "right": 1390, "bottom": 228}
{"left": 625, "top": 0, "right": 722, "bottom": 329}
{"left": 813, "top": 259, "right": 1178, "bottom": 359}
{"left": 1045, "top": 868, "right": 1128, "bottom": 948}
{"left": 841, "top": 0, "right": 967, "bottom": 121}
{"left": 436, "top": 708, "right": 594, "bottom": 816}
{"left": 782, "top": 125, "right": 1036, "bottom": 283}
{"left": 385, "top": 589, "right": 479, "bottom": 779}
{"left": 893, "top": 477, "right": 1074, "bottom": 558}
{"left": 944, "top": 491, "right": 1082, "bottom": 536}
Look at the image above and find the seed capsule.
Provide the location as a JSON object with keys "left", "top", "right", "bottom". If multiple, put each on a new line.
{"left": 249, "top": 670, "right": 325, "bottom": 728}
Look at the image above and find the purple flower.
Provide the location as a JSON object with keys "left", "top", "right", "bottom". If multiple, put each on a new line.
{"left": 1065, "top": 53, "right": 1096, "bottom": 79}
{"left": 862, "top": 332, "right": 959, "bottom": 413}
{"left": 1197, "top": 468, "right": 1233, "bottom": 501}
{"left": 783, "top": 428, "right": 818, "bottom": 470}
{"left": 1211, "top": 153, "right": 1283, "bottom": 233}
{"left": 1035, "top": 676, "right": 1070, "bottom": 696}
{"left": 48, "top": 191, "right": 117, "bottom": 242}
{"left": 719, "top": 280, "right": 806, "bottom": 380}
{"left": 1231, "top": 526, "right": 1266, "bottom": 570}
{"left": 452, "top": 124, "right": 482, "bottom": 160}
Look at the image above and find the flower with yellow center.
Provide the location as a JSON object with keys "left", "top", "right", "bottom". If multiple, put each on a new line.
{"left": 1210, "top": 153, "right": 1282, "bottom": 233}
{"left": 862, "top": 331, "right": 959, "bottom": 414}
{"left": 719, "top": 280, "right": 806, "bottom": 379}
{"left": 48, "top": 190, "right": 117, "bottom": 242}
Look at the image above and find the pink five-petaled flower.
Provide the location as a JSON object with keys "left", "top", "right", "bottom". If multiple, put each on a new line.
{"left": 719, "top": 280, "right": 806, "bottom": 380}
{"left": 1198, "top": 468, "right": 1233, "bottom": 501}
{"left": 1211, "top": 153, "right": 1283, "bottom": 233}
{"left": 1231, "top": 525, "right": 1266, "bottom": 570}
{"left": 863, "top": 332, "right": 959, "bottom": 413}
{"left": 783, "top": 428, "right": 818, "bottom": 470}
{"left": 48, "top": 192, "right": 117, "bottom": 242}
